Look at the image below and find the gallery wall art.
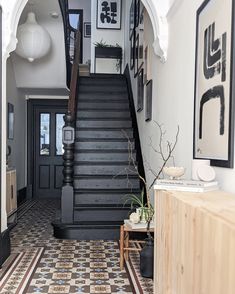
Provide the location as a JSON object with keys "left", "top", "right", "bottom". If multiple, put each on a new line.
{"left": 194, "top": 0, "right": 235, "bottom": 168}
{"left": 97, "top": 0, "right": 122, "bottom": 30}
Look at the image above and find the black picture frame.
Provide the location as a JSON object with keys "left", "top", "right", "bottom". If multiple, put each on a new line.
{"left": 145, "top": 80, "right": 152, "bottom": 122}
{"left": 193, "top": 0, "right": 235, "bottom": 168}
{"left": 84, "top": 22, "right": 91, "bottom": 38}
{"left": 96, "top": 0, "right": 122, "bottom": 30}
{"left": 129, "top": 0, "right": 136, "bottom": 40}
{"left": 130, "top": 30, "right": 135, "bottom": 70}
{"left": 134, "top": 33, "right": 139, "bottom": 77}
{"left": 143, "top": 45, "right": 148, "bottom": 84}
{"left": 135, "top": 0, "right": 140, "bottom": 29}
{"left": 137, "top": 4, "right": 144, "bottom": 72}
{"left": 7, "top": 103, "right": 14, "bottom": 140}
{"left": 137, "top": 68, "right": 144, "bottom": 112}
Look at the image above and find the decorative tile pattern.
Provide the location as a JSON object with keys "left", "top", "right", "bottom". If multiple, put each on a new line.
{"left": 3, "top": 199, "right": 154, "bottom": 293}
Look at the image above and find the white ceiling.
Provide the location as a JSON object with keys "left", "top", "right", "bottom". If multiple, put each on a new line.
{"left": 11, "top": 0, "right": 68, "bottom": 91}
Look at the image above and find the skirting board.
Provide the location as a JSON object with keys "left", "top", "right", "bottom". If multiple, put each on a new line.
{"left": 0, "top": 228, "right": 11, "bottom": 267}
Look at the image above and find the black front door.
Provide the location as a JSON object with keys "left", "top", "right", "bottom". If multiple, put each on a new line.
{"left": 30, "top": 100, "right": 67, "bottom": 198}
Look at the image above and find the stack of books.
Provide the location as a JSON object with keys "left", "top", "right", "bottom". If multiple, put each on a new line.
{"left": 124, "top": 219, "right": 154, "bottom": 230}
{"left": 154, "top": 179, "right": 219, "bottom": 192}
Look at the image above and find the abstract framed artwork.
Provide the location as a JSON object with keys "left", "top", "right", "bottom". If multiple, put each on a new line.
{"left": 137, "top": 3, "right": 144, "bottom": 72}
{"left": 7, "top": 103, "right": 14, "bottom": 140}
{"left": 97, "top": 0, "right": 122, "bottom": 30}
{"left": 137, "top": 68, "right": 144, "bottom": 112}
{"left": 129, "top": 0, "right": 136, "bottom": 40}
{"left": 194, "top": 0, "right": 235, "bottom": 168}
{"left": 145, "top": 80, "right": 152, "bottom": 122}
{"left": 130, "top": 30, "right": 135, "bottom": 70}
{"left": 84, "top": 22, "right": 91, "bottom": 37}
{"left": 134, "top": 33, "right": 139, "bottom": 77}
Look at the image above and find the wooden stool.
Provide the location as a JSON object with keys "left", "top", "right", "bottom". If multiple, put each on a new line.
{"left": 119, "top": 224, "right": 154, "bottom": 270}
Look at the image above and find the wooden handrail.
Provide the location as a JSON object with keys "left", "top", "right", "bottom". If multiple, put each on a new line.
{"left": 68, "top": 30, "right": 81, "bottom": 119}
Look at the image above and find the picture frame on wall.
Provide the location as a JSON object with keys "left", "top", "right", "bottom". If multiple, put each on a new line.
{"left": 193, "top": 0, "right": 235, "bottom": 168}
{"left": 144, "top": 45, "right": 148, "bottom": 84}
{"left": 135, "top": 0, "right": 140, "bottom": 29}
{"left": 134, "top": 33, "right": 139, "bottom": 77}
{"left": 130, "top": 30, "right": 135, "bottom": 70}
{"left": 97, "top": 0, "right": 122, "bottom": 30}
{"left": 129, "top": 0, "right": 136, "bottom": 40}
{"left": 137, "top": 4, "right": 144, "bottom": 72}
{"left": 84, "top": 22, "right": 91, "bottom": 37}
{"left": 145, "top": 80, "right": 153, "bottom": 121}
{"left": 137, "top": 69, "right": 144, "bottom": 112}
{"left": 7, "top": 103, "right": 14, "bottom": 140}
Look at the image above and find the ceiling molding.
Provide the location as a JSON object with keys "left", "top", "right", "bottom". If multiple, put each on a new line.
{"left": 141, "top": 0, "right": 168, "bottom": 62}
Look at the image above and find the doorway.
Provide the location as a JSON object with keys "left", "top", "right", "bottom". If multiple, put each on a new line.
{"left": 28, "top": 100, "right": 68, "bottom": 199}
{"left": 68, "top": 9, "right": 83, "bottom": 63}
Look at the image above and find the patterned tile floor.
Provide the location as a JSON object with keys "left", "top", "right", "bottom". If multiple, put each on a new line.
{"left": 3, "top": 199, "right": 153, "bottom": 294}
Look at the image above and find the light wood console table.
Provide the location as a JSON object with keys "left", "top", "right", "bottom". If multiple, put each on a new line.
{"left": 154, "top": 188, "right": 235, "bottom": 294}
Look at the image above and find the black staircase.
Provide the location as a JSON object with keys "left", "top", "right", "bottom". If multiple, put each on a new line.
{"left": 53, "top": 74, "right": 142, "bottom": 239}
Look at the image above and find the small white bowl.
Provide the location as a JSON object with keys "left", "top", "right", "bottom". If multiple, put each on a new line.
{"left": 163, "top": 166, "right": 185, "bottom": 179}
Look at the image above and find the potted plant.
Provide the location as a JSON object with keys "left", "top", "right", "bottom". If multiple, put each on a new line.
{"left": 120, "top": 123, "right": 180, "bottom": 278}
{"left": 94, "top": 39, "right": 122, "bottom": 72}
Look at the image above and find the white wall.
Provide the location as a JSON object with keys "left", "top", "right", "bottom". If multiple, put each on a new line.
{"left": 90, "top": 0, "right": 125, "bottom": 73}
{"left": 68, "top": 0, "right": 91, "bottom": 64}
{"left": 124, "top": 0, "right": 235, "bottom": 196}
{"left": 6, "top": 58, "right": 27, "bottom": 191}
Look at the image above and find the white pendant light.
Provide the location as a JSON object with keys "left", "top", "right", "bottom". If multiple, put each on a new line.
{"left": 16, "top": 12, "right": 51, "bottom": 62}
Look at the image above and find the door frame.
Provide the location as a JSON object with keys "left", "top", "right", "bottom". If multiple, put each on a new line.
{"left": 27, "top": 99, "right": 68, "bottom": 199}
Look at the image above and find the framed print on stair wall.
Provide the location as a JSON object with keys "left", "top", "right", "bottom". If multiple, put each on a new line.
{"left": 97, "top": 0, "right": 122, "bottom": 30}
{"left": 194, "top": 0, "right": 235, "bottom": 168}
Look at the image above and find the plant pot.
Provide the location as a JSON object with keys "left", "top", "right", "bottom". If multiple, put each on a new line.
{"left": 136, "top": 207, "right": 154, "bottom": 223}
{"left": 140, "top": 236, "right": 154, "bottom": 278}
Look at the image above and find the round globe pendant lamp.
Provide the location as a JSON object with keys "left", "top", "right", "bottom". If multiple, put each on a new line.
{"left": 16, "top": 12, "right": 51, "bottom": 62}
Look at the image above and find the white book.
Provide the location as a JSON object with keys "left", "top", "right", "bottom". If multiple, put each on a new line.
{"left": 156, "top": 179, "right": 218, "bottom": 187}
{"left": 124, "top": 219, "right": 154, "bottom": 229}
{"left": 154, "top": 183, "right": 219, "bottom": 193}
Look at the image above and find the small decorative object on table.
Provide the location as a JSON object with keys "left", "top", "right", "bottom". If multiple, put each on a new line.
{"left": 163, "top": 166, "right": 185, "bottom": 180}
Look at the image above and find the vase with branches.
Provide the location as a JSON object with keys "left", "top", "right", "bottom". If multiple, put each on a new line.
{"left": 121, "top": 122, "right": 180, "bottom": 228}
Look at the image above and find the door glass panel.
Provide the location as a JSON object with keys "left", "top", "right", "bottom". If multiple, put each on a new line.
{"left": 40, "top": 113, "right": 50, "bottom": 155}
{"left": 56, "top": 114, "right": 65, "bottom": 155}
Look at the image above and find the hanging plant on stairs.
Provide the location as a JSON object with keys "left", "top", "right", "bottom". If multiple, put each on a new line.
{"left": 120, "top": 122, "right": 180, "bottom": 278}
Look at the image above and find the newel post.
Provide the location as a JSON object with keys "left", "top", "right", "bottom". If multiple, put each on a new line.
{"left": 61, "top": 111, "right": 75, "bottom": 223}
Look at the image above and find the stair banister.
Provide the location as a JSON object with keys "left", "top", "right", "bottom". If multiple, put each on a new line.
{"left": 61, "top": 30, "right": 81, "bottom": 223}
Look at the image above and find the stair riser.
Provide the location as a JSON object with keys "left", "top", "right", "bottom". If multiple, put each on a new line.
{"left": 75, "top": 193, "right": 131, "bottom": 205}
{"left": 80, "top": 78, "right": 125, "bottom": 85}
{"left": 74, "top": 165, "right": 136, "bottom": 175}
{"left": 79, "top": 85, "right": 126, "bottom": 92}
{"left": 74, "top": 209, "right": 130, "bottom": 222}
{"left": 76, "top": 130, "right": 133, "bottom": 139}
{"left": 76, "top": 120, "right": 132, "bottom": 128}
{"left": 77, "top": 102, "right": 129, "bottom": 109}
{"left": 74, "top": 152, "right": 136, "bottom": 162}
{"left": 74, "top": 178, "right": 139, "bottom": 190}
{"left": 78, "top": 94, "right": 128, "bottom": 101}
{"left": 75, "top": 141, "right": 132, "bottom": 150}
{"left": 53, "top": 225, "right": 121, "bottom": 240}
{"left": 77, "top": 111, "right": 130, "bottom": 119}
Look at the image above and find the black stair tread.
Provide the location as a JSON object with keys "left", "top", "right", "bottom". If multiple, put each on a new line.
{"left": 74, "top": 204, "right": 131, "bottom": 209}
{"left": 74, "top": 149, "right": 134, "bottom": 153}
{"left": 74, "top": 188, "right": 140, "bottom": 192}
{"left": 74, "top": 175, "right": 138, "bottom": 179}
{"left": 74, "top": 161, "right": 137, "bottom": 165}
{"left": 76, "top": 117, "right": 131, "bottom": 121}
{"left": 53, "top": 220, "right": 123, "bottom": 227}
{"left": 75, "top": 138, "right": 133, "bottom": 142}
